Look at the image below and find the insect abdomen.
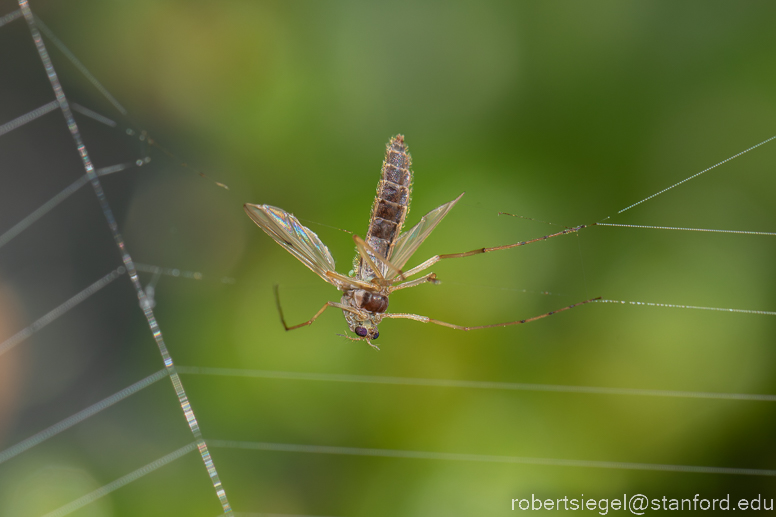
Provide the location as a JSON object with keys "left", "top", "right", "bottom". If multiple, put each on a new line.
{"left": 363, "top": 135, "right": 413, "bottom": 266}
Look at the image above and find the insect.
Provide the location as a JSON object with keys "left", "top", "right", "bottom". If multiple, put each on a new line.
{"left": 245, "top": 135, "right": 598, "bottom": 350}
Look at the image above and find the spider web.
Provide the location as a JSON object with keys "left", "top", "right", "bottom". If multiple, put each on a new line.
{"left": 0, "top": 2, "right": 231, "bottom": 516}
{"left": 1, "top": 2, "right": 776, "bottom": 517}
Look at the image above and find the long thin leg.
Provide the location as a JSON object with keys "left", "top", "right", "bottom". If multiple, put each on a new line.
{"left": 381, "top": 296, "right": 600, "bottom": 330}
{"left": 353, "top": 234, "right": 404, "bottom": 282}
{"left": 400, "top": 224, "right": 587, "bottom": 280}
{"left": 325, "top": 270, "right": 381, "bottom": 291}
{"left": 274, "top": 284, "right": 363, "bottom": 331}
{"left": 352, "top": 235, "right": 387, "bottom": 282}
{"left": 389, "top": 272, "right": 440, "bottom": 292}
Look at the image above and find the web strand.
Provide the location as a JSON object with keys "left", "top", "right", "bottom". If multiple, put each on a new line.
{"left": 0, "top": 259, "right": 216, "bottom": 361}
{"left": 210, "top": 440, "right": 776, "bottom": 477}
{"left": 32, "top": 15, "right": 128, "bottom": 116}
{"left": 71, "top": 102, "right": 117, "bottom": 127}
{"left": 0, "top": 163, "right": 137, "bottom": 251}
{"left": 0, "top": 100, "right": 59, "bottom": 136}
{"left": 177, "top": 366, "right": 776, "bottom": 402}
{"left": 0, "top": 8, "right": 22, "bottom": 27}
{"left": 0, "top": 267, "right": 125, "bottom": 357}
{"left": 594, "top": 299, "right": 776, "bottom": 316}
{"left": 596, "top": 223, "right": 776, "bottom": 237}
{"left": 44, "top": 436, "right": 775, "bottom": 517}
{"left": 610, "top": 134, "right": 776, "bottom": 218}
{"left": 18, "top": 2, "right": 232, "bottom": 512}
{"left": 134, "top": 262, "right": 203, "bottom": 281}
{"left": 41, "top": 443, "right": 198, "bottom": 517}
{"left": 5, "top": 358, "right": 771, "bottom": 476}
{"left": 25, "top": 9, "right": 230, "bottom": 190}
{"left": 4, "top": 360, "right": 771, "bottom": 516}
{"left": 0, "top": 369, "right": 169, "bottom": 465}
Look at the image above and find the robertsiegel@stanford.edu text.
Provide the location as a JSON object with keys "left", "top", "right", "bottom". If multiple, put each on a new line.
{"left": 511, "top": 494, "right": 774, "bottom": 514}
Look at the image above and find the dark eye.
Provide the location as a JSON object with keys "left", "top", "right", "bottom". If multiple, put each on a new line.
{"left": 372, "top": 331, "right": 379, "bottom": 339}
{"left": 355, "top": 326, "right": 368, "bottom": 337}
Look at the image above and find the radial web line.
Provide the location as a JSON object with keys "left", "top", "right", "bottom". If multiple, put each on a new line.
{"left": 595, "top": 299, "right": 776, "bottom": 316}
{"left": 177, "top": 366, "right": 776, "bottom": 402}
{"left": 0, "top": 163, "right": 135, "bottom": 251}
{"left": 596, "top": 223, "right": 776, "bottom": 237}
{"left": 210, "top": 440, "right": 776, "bottom": 477}
{"left": 34, "top": 437, "right": 776, "bottom": 517}
{"left": 613, "top": 134, "right": 776, "bottom": 216}
{"left": 41, "top": 442, "right": 198, "bottom": 517}
{"left": 71, "top": 102, "right": 117, "bottom": 127}
{"left": 0, "top": 267, "right": 126, "bottom": 357}
{"left": 32, "top": 14, "right": 128, "bottom": 116}
{"left": 0, "top": 174, "right": 87, "bottom": 248}
{"left": 0, "top": 261, "right": 216, "bottom": 359}
{"left": 0, "top": 369, "right": 169, "bottom": 465}
{"left": 96, "top": 162, "right": 133, "bottom": 176}
{"left": 19, "top": 3, "right": 232, "bottom": 512}
{"left": 135, "top": 262, "right": 204, "bottom": 280}
{"left": 0, "top": 8, "right": 22, "bottom": 27}
{"left": 0, "top": 99, "right": 59, "bottom": 136}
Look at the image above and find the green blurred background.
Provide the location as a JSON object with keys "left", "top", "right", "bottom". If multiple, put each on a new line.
{"left": 1, "top": 0, "right": 775, "bottom": 515}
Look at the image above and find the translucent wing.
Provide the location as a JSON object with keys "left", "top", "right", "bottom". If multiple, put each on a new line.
{"left": 387, "top": 192, "right": 464, "bottom": 275}
{"left": 244, "top": 204, "right": 338, "bottom": 284}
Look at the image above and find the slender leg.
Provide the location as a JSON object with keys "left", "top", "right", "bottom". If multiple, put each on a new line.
{"left": 325, "top": 270, "right": 381, "bottom": 291}
{"left": 382, "top": 296, "right": 600, "bottom": 330}
{"left": 389, "top": 272, "right": 440, "bottom": 292}
{"left": 352, "top": 235, "right": 387, "bottom": 282}
{"left": 353, "top": 234, "right": 404, "bottom": 282}
{"left": 274, "top": 284, "right": 363, "bottom": 331}
{"left": 401, "top": 224, "right": 587, "bottom": 279}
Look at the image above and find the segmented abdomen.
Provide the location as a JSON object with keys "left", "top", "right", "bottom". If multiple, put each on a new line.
{"left": 359, "top": 135, "right": 413, "bottom": 278}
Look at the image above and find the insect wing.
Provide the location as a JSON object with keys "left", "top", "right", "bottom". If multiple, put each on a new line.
{"left": 388, "top": 192, "right": 464, "bottom": 274}
{"left": 244, "top": 204, "right": 337, "bottom": 284}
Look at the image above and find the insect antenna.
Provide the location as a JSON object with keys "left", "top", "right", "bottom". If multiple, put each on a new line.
{"left": 336, "top": 333, "right": 381, "bottom": 351}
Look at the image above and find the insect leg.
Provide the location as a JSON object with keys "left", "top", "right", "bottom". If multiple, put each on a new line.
{"left": 389, "top": 273, "right": 440, "bottom": 292}
{"left": 382, "top": 296, "right": 600, "bottom": 330}
{"left": 274, "top": 284, "right": 364, "bottom": 331}
{"left": 400, "top": 224, "right": 587, "bottom": 278}
{"left": 325, "top": 271, "right": 381, "bottom": 291}
{"left": 353, "top": 234, "right": 405, "bottom": 281}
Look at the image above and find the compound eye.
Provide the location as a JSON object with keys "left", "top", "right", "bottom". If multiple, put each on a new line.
{"left": 372, "top": 331, "right": 380, "bottom": 339}
{"left": 355, "top": 326, "right": 368, "bottom": 337}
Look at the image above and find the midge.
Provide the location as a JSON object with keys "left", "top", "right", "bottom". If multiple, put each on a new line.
{"left": 245, "top": 135, "right": 598, "bottom": 350}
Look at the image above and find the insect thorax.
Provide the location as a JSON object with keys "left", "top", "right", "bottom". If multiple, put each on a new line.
{"left": 355, "top": 135, "right": 413, "bottom": 279}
